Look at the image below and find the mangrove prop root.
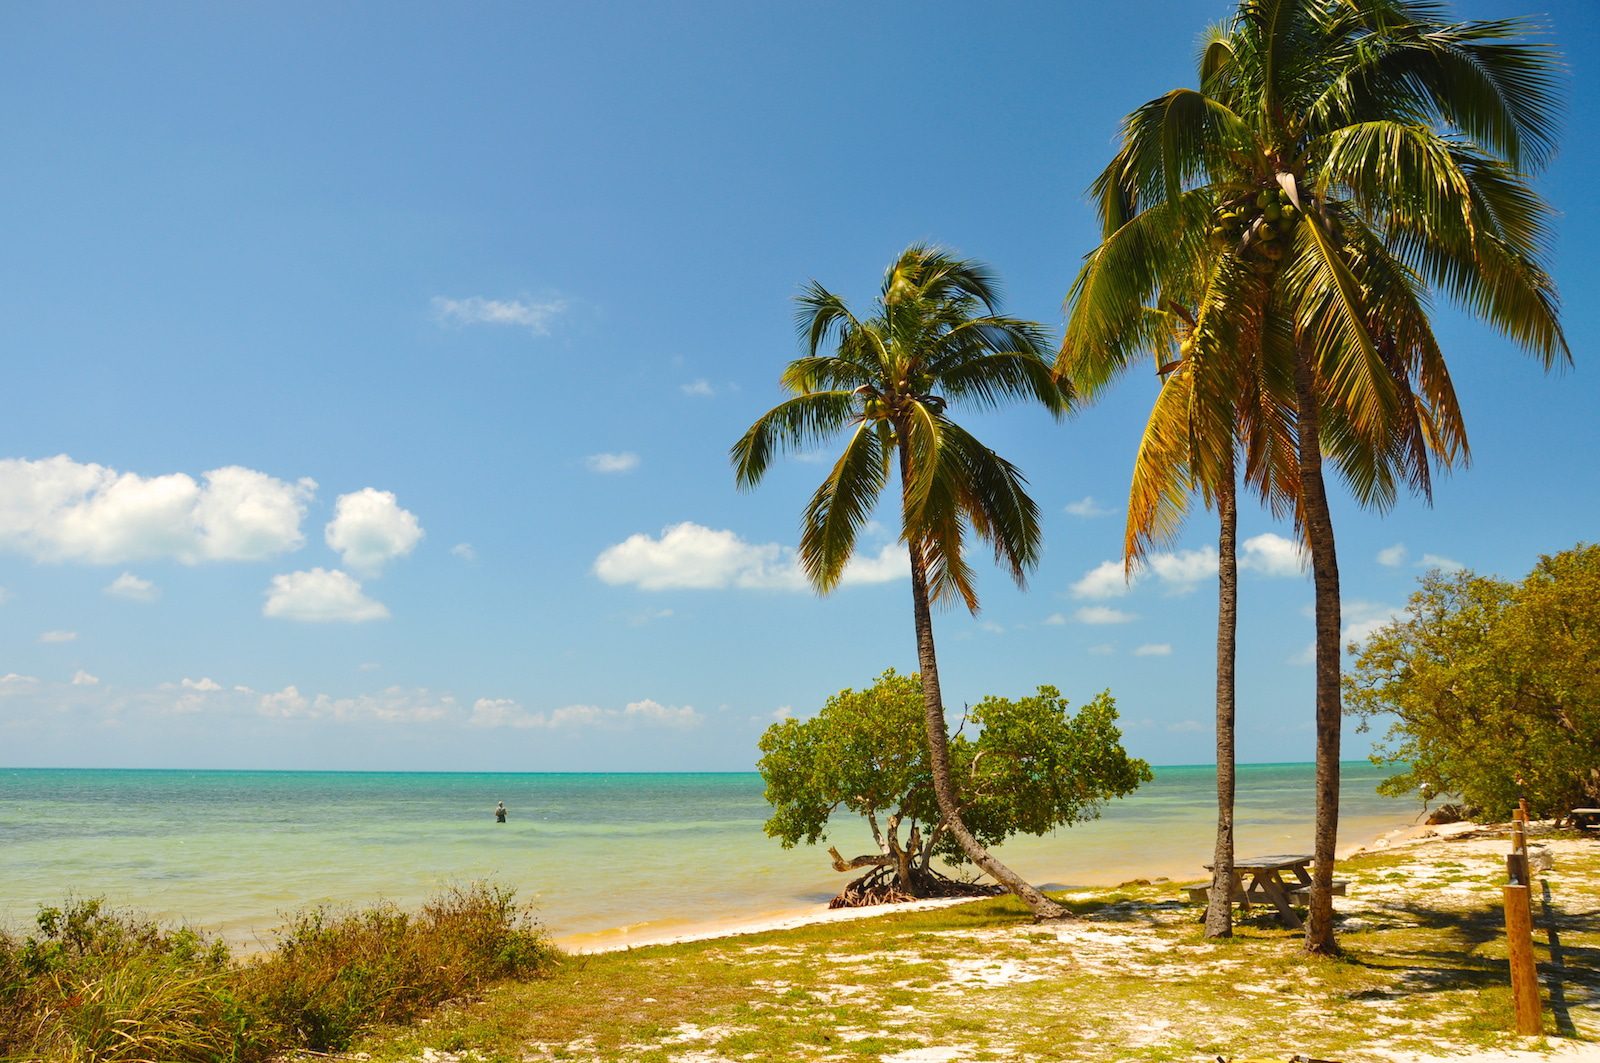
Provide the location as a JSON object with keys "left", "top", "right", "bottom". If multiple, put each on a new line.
{"left": 827, "top": 866, "right": 1003, "bottom": 909}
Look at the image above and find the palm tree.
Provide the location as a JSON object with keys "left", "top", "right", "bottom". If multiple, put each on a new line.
{"left": 1061, "top": 0, "right": 1566, "bottom": 952}
{"left": 1062, "top": 255, "right": 1300, "bottom": 938}
{"left": 733, "top": 245, "right": 1073, "bottom": 918}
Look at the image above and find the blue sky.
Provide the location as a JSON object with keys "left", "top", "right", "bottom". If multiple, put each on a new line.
{"left": 2, "top": 1, "right": 1595, "bottom": 771}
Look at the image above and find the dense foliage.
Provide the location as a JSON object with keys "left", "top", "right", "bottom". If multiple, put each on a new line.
{"left": 758, "top": 669, "right": 1151, "bottom": 898}
{"left": 1346, "top": 543, "right": 1600, "bottom": 819}
{"left": 0, "top": 885, "right": 558, "bottom": 1062}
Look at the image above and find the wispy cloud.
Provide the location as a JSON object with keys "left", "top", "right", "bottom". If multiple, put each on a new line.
{"left": 450, "top": 543, "right": 476, "bottom": 562}
{"left": 1419, "top": 553, "right": 1465, "bottom": 573}
{"left": 1377, "top": 543, "right": 1407, "bottom": 567}
{"left": 1134, "top": 643, "right": 1173, "bottom": 656}
{"left": 1075, "top": 606, "right": 1137, "bottom": 625}
{"left": 1064, "top": 496, "right": 1112, "bottom": 519}
{"left": 431, "top": 296, "right": 566, "bottom": 335}
{"left": 1289, "top": 599, "right": 1403, "bottom": 666}
{"left": 680, "top": 379, "right": 717, "bottom": 398}
{"left": 585, "top": 451, "right": 641, "bottom": 474}
{"left": 39, "top": 630, "right": 77, "bottom": 644}
{"left": 105, "top": 572, "right": 159, "bottom": 602}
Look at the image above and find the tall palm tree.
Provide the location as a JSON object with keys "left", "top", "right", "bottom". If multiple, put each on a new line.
{"left": 1062, "top": 0, "right": 1566, "bottom": 952}
{"left": 1062, "top": 254, "right": 1300, "bottom": 938}
{"left": 733, "top": 245, "right": 1073, "bottom": 918}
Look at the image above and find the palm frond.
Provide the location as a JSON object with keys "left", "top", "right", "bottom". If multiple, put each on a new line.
{"left": 731, "top": 391, "right": 859, "bottom": 489}
{"left": 798, "top": 421, "right": 889, "bottom": 592}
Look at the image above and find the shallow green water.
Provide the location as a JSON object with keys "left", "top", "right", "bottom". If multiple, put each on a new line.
{"left": 0, "top": 763, "right": 1415, "bottom": 947}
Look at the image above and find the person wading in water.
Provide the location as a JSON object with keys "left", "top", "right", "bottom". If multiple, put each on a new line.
{"left": 494, "top": 801, "right": 507, "bottom": 823}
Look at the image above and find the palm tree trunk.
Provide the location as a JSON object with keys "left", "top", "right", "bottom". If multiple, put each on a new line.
{"left": 1293, "top": 345, "right": 1343, "bottom": 956}
{"left": 904, "top": 535, "right": 1067, "bottom": 920}
{"left": 1204, "top": 454, "right": 1238, "bottom": 938}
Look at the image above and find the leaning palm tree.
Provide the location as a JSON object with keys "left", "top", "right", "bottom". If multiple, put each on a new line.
{"left": 733, "top": 245, "right": 1073, "bottom": 918}
{"left": 1063, "top": 0, "right": 1566, "bottom": 952}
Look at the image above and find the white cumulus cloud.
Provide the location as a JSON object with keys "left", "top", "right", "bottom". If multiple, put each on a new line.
{"left": 585, "top": 452, "right": 640, "bottom": 474}
{"left": 593, "top": 522, "right": 905, "bottom": 592}
{"left": 468, "top": 696, "right": 701, "bottom": 730}
{"left": 623, "top": 698, "right": 702, "bottom": 727}
{"left": 324, "top": 489, "right": 423, "bottom": 575}
{"left": 1145, "top": 546, "right": 1221, "bottom": 588}
{"left": 260, "top": 684, "right": 457, "bottom": 723}
{"left": 0, "top": 456, "right": 315, "bottom": 565}
{"left": 1239, "top": 533, "right": 1307, "bottom": 577}
{"left": 1419, "top": 553, "right": 1465, "bottom": 573}
{"left": 263, "top": 569, "right": 389, "bottom": 623}
{"left": 432, "top": 295, "right": 566, "bottom": 335}
{"left": 259, "top": 685, "right": 311, "bottom": 717}
{"left": 70, "top": 670, "right": 100, "bottom": 685}
{"left": 1072, "top": 535, "right": 1304, "bottom": 600}
{"left": 1070, "top": 560, "right": 1132, "bottom": 599}
{"left": 105, "top": 572, "right": 159, "bottom": 602}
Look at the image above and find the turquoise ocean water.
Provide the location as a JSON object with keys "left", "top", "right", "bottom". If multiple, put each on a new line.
{"left": 0, "top": 763, "right": 1416, "bottom": 949}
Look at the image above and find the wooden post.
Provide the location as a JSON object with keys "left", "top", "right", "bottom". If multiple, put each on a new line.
{"left": 1504, "top": 883, "right": 1543, "bottom": 1035}
{"left": 1511, "top": 821, "right": 1530, "bottom": 884}
{"left": 1519, "top": 798, "right": 1530, "bottom": 824}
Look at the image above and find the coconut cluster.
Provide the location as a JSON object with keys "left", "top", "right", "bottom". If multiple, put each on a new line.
{"left": 1209, "top": 186, "right": 1299, "bottom": 274}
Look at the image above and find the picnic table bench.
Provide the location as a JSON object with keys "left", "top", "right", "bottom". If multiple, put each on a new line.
{"left": 1187, "top": 854, "right": 1347, "bottom": 929}
{"left": 1572, "top": 807, "right": 1600, "bottom": 832}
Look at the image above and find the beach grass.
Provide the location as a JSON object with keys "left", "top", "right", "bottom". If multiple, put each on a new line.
{"left": 349, "top": 826, "right": 1600, "bottom": 1063}
{"left": 0, "top": 882, "right": 558, "bottom": 1063}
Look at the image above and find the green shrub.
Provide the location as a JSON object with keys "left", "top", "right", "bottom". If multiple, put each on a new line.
{"left": 0, "top": 884, "right": 558, "bottom": 1061}
{"left": 0, "top": 898, "right": 269, "bottom": 1063}
{"left": 239, "top": 881, "right": 558, "bottom": 1052}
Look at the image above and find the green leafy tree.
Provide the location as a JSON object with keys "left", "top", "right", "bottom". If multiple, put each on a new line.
{"left": 733, "top": 245, "right": 1074, "bottom": 918}
{"left": 758, "top": 670, "right": 1151, "bottom": 901}
{"left": 1060, "top": 0, "right": 1566, "bottom": 952}
{"left": 1347, "top": 544, "right": 1600, "bottom": 818}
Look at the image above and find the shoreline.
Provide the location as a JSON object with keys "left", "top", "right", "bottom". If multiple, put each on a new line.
{"left": 557, "top": 811, "right": 1427, "bottom": 954}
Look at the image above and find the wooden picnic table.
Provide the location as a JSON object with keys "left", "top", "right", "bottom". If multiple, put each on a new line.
{"left": 1572, "top": 807, "right": 1600, "bottom": 832}
{"left": 1202, "top": 853, "right": 1320, "bottom": 929}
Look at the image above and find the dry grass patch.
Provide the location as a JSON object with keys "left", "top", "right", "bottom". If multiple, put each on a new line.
{"left": 352, "top": 829, "right": 1600, "bottom": 1063}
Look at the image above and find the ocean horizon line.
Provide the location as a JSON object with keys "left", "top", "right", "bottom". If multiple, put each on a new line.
{"left": 1, "top": 759, "right": 1386, "bottom": 776}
